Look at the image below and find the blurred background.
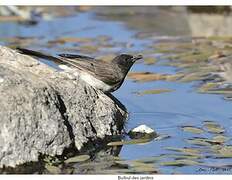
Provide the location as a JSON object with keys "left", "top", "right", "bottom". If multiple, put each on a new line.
{"left": 1, "top": 6, "right": 232, "bottom": 36}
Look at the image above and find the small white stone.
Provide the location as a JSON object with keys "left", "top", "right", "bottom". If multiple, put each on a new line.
{"left": 131, "top": 124, "right": 154, "bottom": 134}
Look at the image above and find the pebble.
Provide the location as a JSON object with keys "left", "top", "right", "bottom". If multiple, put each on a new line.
{"left": 131, "top": 124, "right": 155, "bottom": 134}
{"left": 128, "top": 124, "right": 157, "bottom": 139}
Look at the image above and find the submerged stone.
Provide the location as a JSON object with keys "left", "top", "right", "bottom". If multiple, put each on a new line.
{"left": 128, "top": 124, "right": 157, "bottom": 139}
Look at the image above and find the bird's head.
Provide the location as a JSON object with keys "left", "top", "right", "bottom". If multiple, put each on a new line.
{"left": 112, "top": 54, "right": 143, "bottom": 69}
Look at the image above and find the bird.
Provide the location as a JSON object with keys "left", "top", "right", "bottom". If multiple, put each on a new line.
{"left": 16, "top": 48, "right": 143, "bottom": 93}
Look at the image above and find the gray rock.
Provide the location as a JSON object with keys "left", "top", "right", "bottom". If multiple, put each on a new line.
{"left": 0, "top": 46, "right": 127, "bottom": 168}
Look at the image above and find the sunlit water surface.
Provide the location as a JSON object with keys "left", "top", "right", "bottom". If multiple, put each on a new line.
{"left": 0, "top": 11, "right": 232, "bottom": 174}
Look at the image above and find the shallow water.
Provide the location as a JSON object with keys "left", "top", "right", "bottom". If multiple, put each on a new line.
{"left": 1, "top": 8, "right": 232, "bottom": 174}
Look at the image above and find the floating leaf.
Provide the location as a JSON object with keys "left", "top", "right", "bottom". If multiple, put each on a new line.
{"left": 114, "top": 160, "right": 158, "bottom": 174}
{"left": 45, "top": 164, "right": 61, "bottom": 174}
{"left": 202, "top": 90, "right": 232, "bottom": 94}
{"left": 48, "top": 37, "right": 93, "bottom": 44}
{"left": 135, "top": 156, "right": 162, "bottom": 163}
{"left": 129, "top": 161, "right": 158, "bottom": 173}
{"left": 179, "top": 72, "right": 207, "bottom": 82}
{"left": 210, "top": 145, "right": 223, "bottom": 151}
{"left": 181, "top": 126, "right": 204, "bottom": 134}
{"left": 99, "top": 168, "right": 134, "bottom": 174}
{"left": 127, "top": 72, "right": 166, "bottom": 82}
{"left": 160, "top": 159, "right": 200, "bottom": 167}
{"left": 165, "top": 147, "right": 200, "bottom": 156}
{"left": 186, "top": 138, "right": 212, "bottom": 146}
{"left": 144, "top": 57, "right": 157, "bottom": 65}
{"left": 175, "top": 51, "right": 212, "bottom": 63}
{"left": 64, "top": 155, "right": 90, "bottom": 164}
{"left": 203, "top": 121, "right": 225, "bottom": 134}
{"left": 153, "top": 42, "right": 194, "bottom": 54}
{"left": 107, "top": 138, "right": 153, "bottom": 146}
{"left": 212, "top": 135, "right": 229, "bottom": 144}
{"left": 187, "top": 136, "right": 227, "bottom": 146}
{"left": 198, "top": 82, "right": 219, "bottom": 93}
{"left": 214, "top": 146, "right": 232, "bottom": 158}
{"left": 169, "top": 154, "right": 202, "bottom": 160}
{"left": 134, "top": 89, "right": 174, "bottom": 96}
{"left": 128, "top": 72, "right": 183, "bottom": 82}
{"left": 204, "top": 137, "right": 227, "bottom": 145}
{"left": 165, "top": 73, "right": 184, "bottom": 81}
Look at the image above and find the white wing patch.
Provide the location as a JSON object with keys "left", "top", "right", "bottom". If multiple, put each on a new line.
{"left": 79, "top": 71, "right": 112, "bottom": 92}
{"left": 59, "top": 65, "right": 112, "bottom": 92}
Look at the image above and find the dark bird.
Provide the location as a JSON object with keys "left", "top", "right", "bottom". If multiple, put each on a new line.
{"left": 17, "top": 48, "right": 142, "bottom": 93}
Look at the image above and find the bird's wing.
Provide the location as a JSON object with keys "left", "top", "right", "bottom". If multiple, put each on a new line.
{"left": 59, "top": 57, "right": 122, "bottom": 85}
{"left": 58, "top": 53, "right": 95, "bottom": 60}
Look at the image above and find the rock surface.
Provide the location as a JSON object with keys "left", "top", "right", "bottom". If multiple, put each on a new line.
{"left": 0, "top": 46, "right": 127, "bottom": 168}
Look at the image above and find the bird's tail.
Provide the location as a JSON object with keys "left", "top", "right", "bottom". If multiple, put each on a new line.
{"left": 16, "top": 47, "right": 63, "bottom": 64}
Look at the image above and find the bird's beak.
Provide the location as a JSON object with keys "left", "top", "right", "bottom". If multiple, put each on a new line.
{"left": 132, "top": 54, "right": 143, "bottom": 61}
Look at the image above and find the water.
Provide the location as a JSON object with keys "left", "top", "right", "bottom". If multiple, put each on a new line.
{"left": 1, "top": 9, "right": 232, "bottom": 174}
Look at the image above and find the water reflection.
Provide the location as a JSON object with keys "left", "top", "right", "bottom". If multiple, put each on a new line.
{"left": 94, "top": 6, "right": 232, "bottom": 37}
{"left": 1, "top": 6, "right": 232, "bottom": 174}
